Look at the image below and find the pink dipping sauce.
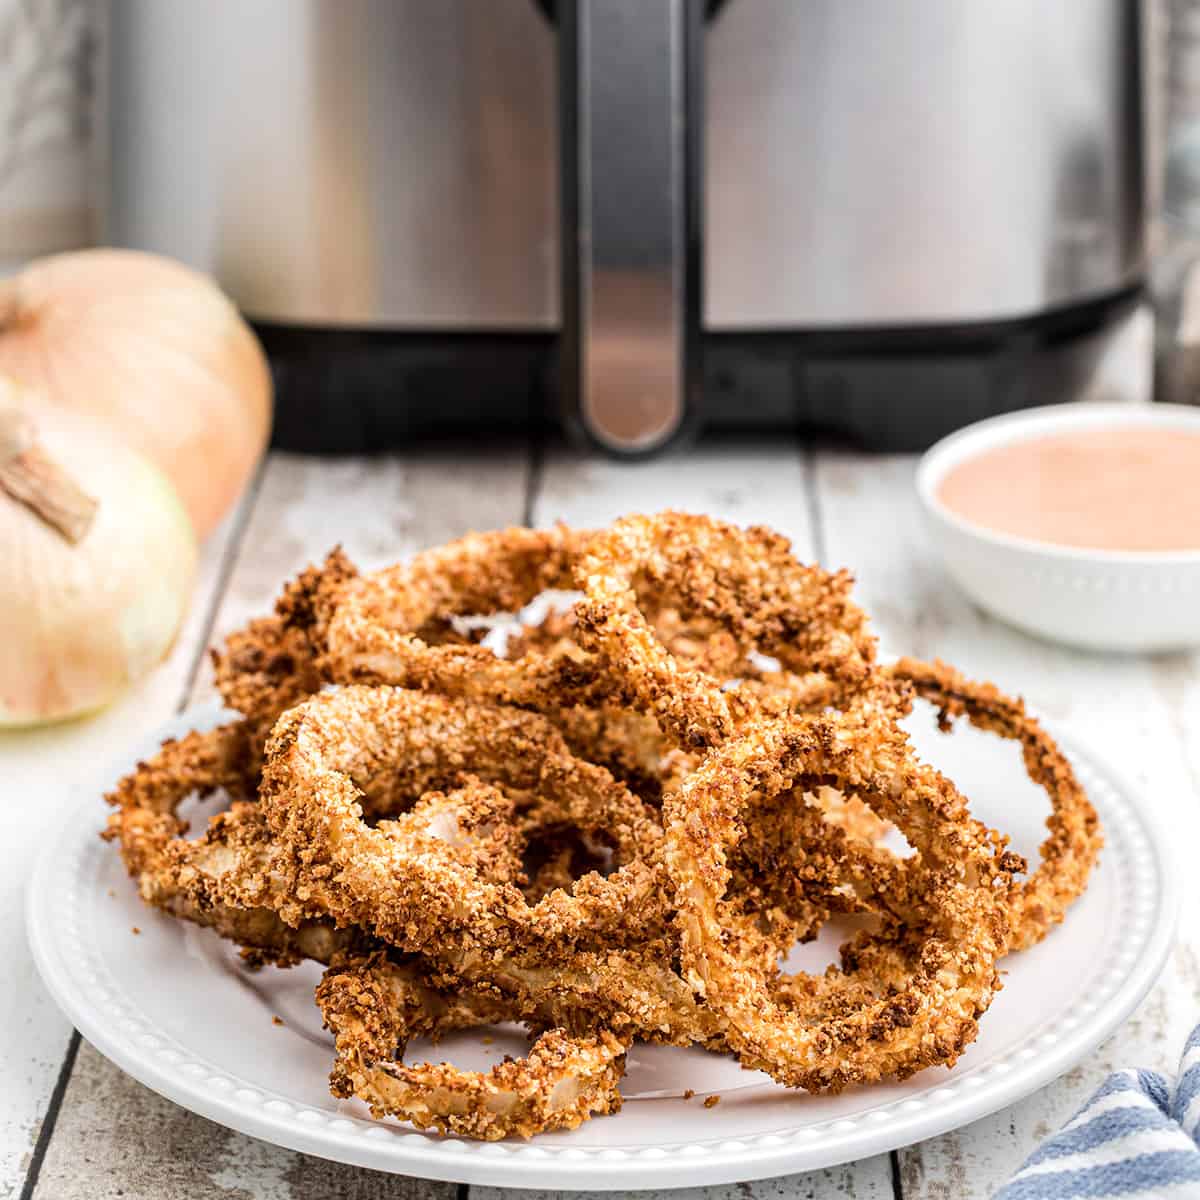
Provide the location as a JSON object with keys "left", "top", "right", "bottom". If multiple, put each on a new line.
{"left": 936, "top": 428, "right": 1200, "bottom": 552}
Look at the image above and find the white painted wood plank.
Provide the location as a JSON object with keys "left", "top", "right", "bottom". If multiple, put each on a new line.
{"left": 31, "top": 1041, "right": 442, "bottom": 1200}
{"left": 813, "top": 450, "right": 1200, "bottom": 1200}
{"left": 528, "top": 439, "right": 895, "bottom": 1200}
{"left": 474, "top": 1174, "right": 889, "bottom": 1200}
{"left": 532, "top": 440, "right": 816, "bottom": 552}
{"left": 0, "top": 487, "right": 254, "bottom": 1197}
{"left": 29, "top": 446, "right": 530, "bottom": 1199}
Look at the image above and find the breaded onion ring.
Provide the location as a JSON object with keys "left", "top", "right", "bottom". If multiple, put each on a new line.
{"left": 105, "top": 715, "right": 528, "bottom": 968}
{"left": 255, "top": 687, "right": 827, "bottom": 1048}
{"left": 102, "top": 724, "right": 364, "bottom": 967}
{"left": 105, "top": 706, "right": 721, "bottom": 1046}
{"left": 258, "top": 685, "right": 666, "bottom": 956}
{"left": 318, "top": 953, "right": 628, "bottom": 1140}
{"left": 889, "top": 656, "right": 1103, "bottom": 951}
{"left": 663, "top": 714, "right": 1014, "bottom": 1091}
{"left": 574, "top": 511, "right": 876, "bottom": 747}
{"left": 323, "top": 526, "right": 614, "bottom": 709}
{"left": 100, "top": 508, "right": 1103, "bottom": 1142}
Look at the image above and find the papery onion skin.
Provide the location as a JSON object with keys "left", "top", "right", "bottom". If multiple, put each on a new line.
{"left": 0, "top": 249, "right": 272, "bottom": 538}
{"left": 0, "top": 401, "right": 197, "bottom": 725}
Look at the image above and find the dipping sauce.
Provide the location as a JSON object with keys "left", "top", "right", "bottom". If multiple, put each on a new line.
{"left": 936, "top": 428, "right": 1200, "bottom": 552}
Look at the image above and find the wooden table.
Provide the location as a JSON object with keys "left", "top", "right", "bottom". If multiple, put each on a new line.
{"left": 4, "top": 435, "right": 1197, "bottom": 1200}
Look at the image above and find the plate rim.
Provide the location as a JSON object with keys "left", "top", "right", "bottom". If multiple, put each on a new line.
{"left": 26, "top": 704, "right": 1180, "bottom": 1191}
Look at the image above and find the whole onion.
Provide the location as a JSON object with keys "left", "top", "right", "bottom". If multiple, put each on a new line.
{"left": 0, "top": 249, "right": 272, "bottom": 539}
{"left": 0, "top": 380, "right": 197, "bottom": 725}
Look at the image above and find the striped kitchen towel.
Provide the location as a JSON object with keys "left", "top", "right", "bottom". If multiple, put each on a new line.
{"left": 995, "top": 1025, "right": 1200, "bottom": 1198}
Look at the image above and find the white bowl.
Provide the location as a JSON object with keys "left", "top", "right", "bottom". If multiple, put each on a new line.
{"left": 917, "top": 403, "right": 1200, "bottom": 652}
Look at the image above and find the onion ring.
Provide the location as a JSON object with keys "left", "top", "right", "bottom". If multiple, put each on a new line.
{"left": 259, "top": 686, "right": 668, "bottom": 955}
{"left": 103, "top": 730, "right": 363, "bottom": 967}
{"left": 100, "top": 508, "right": 1102, "bottom": 1140}
{"left": 663, "top": 713, "right": 1014, "bottom": 1090}
{"left": 256, "top": 686, "right": 837, "bottom": 1048}
{"left": 105, "top": 718, "right": 529, "bottom": 968}
{"left": 106, "top": 702, "right": 712, "bottom": 1044}
{"left": 323, "top": 526, "right": 615, "bottom": 709}
{"left": 889, "top": 656, "right": 1102, "bottom": 951}
{"left": 317, "top": 953, "right": 628, "bottom": 1140}
{"left": 574, "top": 511, "right": 877, "bottom": 747}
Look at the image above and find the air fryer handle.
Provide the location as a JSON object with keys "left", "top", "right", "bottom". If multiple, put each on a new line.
{"left": 559, "top": 0, "right": 703, "bottom": 454}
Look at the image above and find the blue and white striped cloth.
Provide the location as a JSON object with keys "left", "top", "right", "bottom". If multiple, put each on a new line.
{"left": 996, "top": 1025, "right": 1200, "bottom": 1198}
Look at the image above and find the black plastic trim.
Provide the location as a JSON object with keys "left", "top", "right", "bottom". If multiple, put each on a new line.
{"left": 257, "top": 284, "right": 1142, "bottom": 456}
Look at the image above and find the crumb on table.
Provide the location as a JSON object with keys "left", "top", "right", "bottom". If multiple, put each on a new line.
{"left": 482, "top": 1035, "right": 494, "bottom": 1045}
{"left": 682, "top": 1089, "right": 695, "bottom": 1100}
{"left": 703, "top": 1094, "right": 720, "bottom": 1109}
{"left": 131, "top": 926, "right": 140, "bottom": 935}
{"left": 272, "top": 1015, "right": 284, "bottom": 1027}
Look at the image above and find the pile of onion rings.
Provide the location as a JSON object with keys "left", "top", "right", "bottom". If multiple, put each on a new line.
{"left": 103, "top": 511, "right": 1102, "bottom": 1140}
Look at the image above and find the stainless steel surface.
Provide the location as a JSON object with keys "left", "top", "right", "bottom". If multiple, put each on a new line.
{"left": 566, "top": 0, "right": 694, "bottom": 451}
{"left": 705, "top": 0, "right": 1147, "bottom": 328}
{"left": 107, "top": 0, "right": 1146, "bottom": 332}
{"left": 1154, "top": 0, "right": 1200, "bottom": 403}
{"left": 106, "top": 0, "right": 558, "bottom": 328}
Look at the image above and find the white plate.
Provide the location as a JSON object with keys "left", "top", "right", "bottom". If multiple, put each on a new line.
{"left": 28, "top": 704, "right": 1177, "bottom": 1192}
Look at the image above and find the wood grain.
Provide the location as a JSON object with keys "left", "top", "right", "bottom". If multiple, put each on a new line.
{"left": 0, "top": 486, "right": 254, "bottom": 1197}
{"left": 532, "top": 438, "right": 815, "bottom": 546}
{"left": 25, "top": 446, "right": 529, "bottom": 1199}
{"left": 30, "top": 1041, "right": 448, "bottom": 1200}
{"left": 473, "top": 1172, "right": 890, "bottom": 1200}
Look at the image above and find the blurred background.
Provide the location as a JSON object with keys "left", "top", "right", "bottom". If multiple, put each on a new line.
{"left": 0, "top": 0, "right": 1188, "bottom": 458}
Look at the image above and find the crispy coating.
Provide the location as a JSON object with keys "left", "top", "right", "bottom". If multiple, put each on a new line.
{"left": 890, "top": 657, "right": 1103, "bottom": 951}
{"left": 213, "top": 549, "right": 358, "bottom": 750}
{"left": 105, "top": 736, "right": 513, "bottom": 968}
{"left": 574, "top": 511, "right": 877, "bottom": 747}
{"left": 663, "top": 714, "right": 1015, "bottom": 1091}
{"left": 323, "top": 526, "right": 616, "bottom": 710}
{"left": 317, "top": 954, "right": 627, "bottom": 1140}
{"left": 259, "top": 687, "right": 668, "bottom": 957}
{"left": 100, "top": 510, "right": 1101, "bottom": 1140}
{"left": 106, "top": 709, "right": 749, "bottom": 1047}
{"left": 104, "top": 721, "right": 254, "bottom": 874}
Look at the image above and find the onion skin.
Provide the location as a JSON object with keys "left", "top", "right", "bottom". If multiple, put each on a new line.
{"left": 0, "top": 249, "right": 272, "bottom": 539}
{"left": 0, "top": 402, "right": 197, "bottom": 726}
